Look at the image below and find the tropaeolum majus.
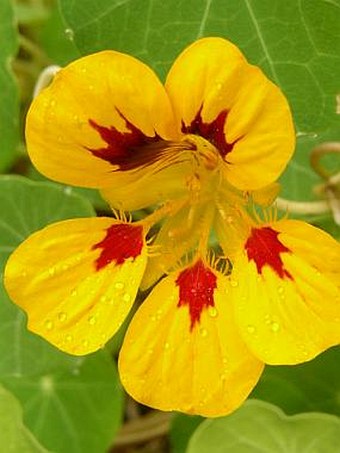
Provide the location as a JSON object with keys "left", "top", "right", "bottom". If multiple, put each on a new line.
{"left": 5, "top": 38, "right": 340, "bottom": 417}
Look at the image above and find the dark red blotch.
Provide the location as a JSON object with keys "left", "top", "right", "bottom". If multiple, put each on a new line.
{"left": 245, "top": 227, "right": 292, "bottom": 279}
{"left": 176, "top": 260, "right": 217, "bottom": 330}
{"left": 87, "top": 110, "right": 167, "bottom": 171}
{"left": 182, "top": 107, "right": 242, "bottom": 159}
{"left": 93, "top": 223, "right": 143, "bottom": 271}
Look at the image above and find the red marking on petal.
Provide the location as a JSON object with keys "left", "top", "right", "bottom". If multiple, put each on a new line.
{"left": 245, "top": 227, "right": 292, "bottom": 279}
{"left": 87, "top": 110, "right": 169, "bottom": 171}
{"left": 182, "top": 107, "right": 241, "bottom": 159}
{"left": 93, "top": 223, "right": 143, "bottom": 270}
{"left": 176, "top": 260, "right": 217, "bottom": 330}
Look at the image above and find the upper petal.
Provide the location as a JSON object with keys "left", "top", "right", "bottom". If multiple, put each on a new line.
{"left": 231, "top": 220, "right": 340, "bottom": 365}
{"left": 26, "top": 50, "right": 180, "bottom": 192}
{"left": 119, "top": 260, "right": 263, "bottom": 417}
{"left": 166, "top": 37, "right": 295, "bottom": 190}
{"left": 4, "top": 218, "right": 147, "bottom": 355}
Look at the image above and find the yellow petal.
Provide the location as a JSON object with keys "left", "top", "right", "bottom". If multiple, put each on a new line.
{"left": 4, "top": 218, "right": 147, "bottom": 355}
{"left": 119, "top": 260, "right": 263, "bottom": 417}
{"left": 231, "top": 221, "right": 340, "bottom": 365}
{"left": 166, "top": 37, "right": 295, "bottom": 190}
{"left": 26, "top": 50, "right": 180, "bottom": 192}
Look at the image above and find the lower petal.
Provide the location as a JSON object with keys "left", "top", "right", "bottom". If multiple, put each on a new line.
{"left": 4, "top": 218, "right": 147, "bottom": 355}
{"left": 232, "top": 220, "right": 340, "bottom": 365}
{"left": 119, "top": 262, "right": 263, "bottom": 417}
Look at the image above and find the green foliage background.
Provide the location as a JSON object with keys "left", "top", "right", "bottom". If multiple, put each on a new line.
{"left": 0, "top": 0, "right": 339, "bottom": 452}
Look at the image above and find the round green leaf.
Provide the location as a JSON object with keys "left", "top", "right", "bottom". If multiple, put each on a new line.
{"left": 0, "top": 176, "right": 123, "bottom": 452}
{"left": 2, "top": 352, "right": 123, "bottom": 453}
{"left": 0, "top": 384, "right": 51, "bottom": 452}
{"left": 252, "top": 346, "right": 340, "bottom": 417}
{"left": 187, "top": 400, "right": 340, "bottom": 453}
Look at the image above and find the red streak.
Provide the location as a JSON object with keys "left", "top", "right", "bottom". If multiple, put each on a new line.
{"left": 93, "top": 223, "right": 143, "bottom": 271}
{"left": 176, "top": 260, "right": 217, "bottom": 330}
{"left": 87, "top": 110, "right": 166, "bottom": 171}
{"left": 182, "top": 107, "right": 241, "bottom": 159}
{"left": 245, "top": 227, "right": 292, "bottom": 279}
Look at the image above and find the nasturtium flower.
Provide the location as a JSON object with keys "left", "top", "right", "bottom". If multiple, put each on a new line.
{"left": 4, "top": 38, "right": 340, "bottom": 417}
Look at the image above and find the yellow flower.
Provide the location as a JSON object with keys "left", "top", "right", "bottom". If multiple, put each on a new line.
{"left": 4, "top": 38, "right": 340, "bottom": 417}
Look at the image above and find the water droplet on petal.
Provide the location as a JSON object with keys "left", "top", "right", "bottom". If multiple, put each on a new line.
{"left": 65, "top": 334, "right": 73, "bottom": 342}
{"left": 164, "top": 342, "right": 170, "bottom": 350}
{"left": 208, "top": 306, "right": 218, "bottom": 318}
{"left": 115, "top": 282, "right": 124, "bottom": 290}
{"left": 71, "top": 289, "right": 77, "bottom": 297}
{"left": 58, "top": 312, "right": 67, "bottom": 322}
{"left": 44, "top": 320, "right": 53, "bottom": 330}
{"left": 82, "top": 339, "right": 89, "bottom": 348}
{"left": 247, "top": 325, "right": 256, "bottom": 334}
{"left": 123, "top": 293, "right": 131, "bottom": 302}
{"left": 278, "top": 286, "right": 284, "bottom": 295}
{"left": 271, "top": 322, "right": 280, "bottom": 332}
{"left": 200, "top": 328, "right": 208, "bottom": 337}
{"left": 88, "top": 315, "right": 97, "bottom": 325}
{"left": 230, "top": 280, "right": 238, "bottom": 287}
{"left": 48, "top": 267, "right": 56, "bottom": 276}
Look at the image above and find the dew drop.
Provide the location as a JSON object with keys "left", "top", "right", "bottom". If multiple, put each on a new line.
{"left": 230, "top": 280, "right": 238, "bottom": 287}
{"left": 88, "top": 315, "right": 97, "bottom": 325}
{"left": 247, "top": 325, "right": 256, "bottom": 334}
{"left": 100, "top": 295, "right": 108, "bottom": 303}
{"left": 277, "top": 286, "right": 284, "bottom": 295}
{"left": 48, "top": 267, "right": 56, "bottom": 276}
{"left": 82, "top": 339, "right": 89, "bottom": 348}
{"left": 115, "top": 282, "right": 124, "bottom": 290}
{"left": 50, "top": 100, "right": 56, "bottom": 107}
{"left": 44, "top": 320, "right": 53, "bottom": 330}
{"left": 65, "top": 28, "right": 74, "bottom": 41}
{"left": 71, "top": 289, "right": 77, "bottom": 297}
{"left": 123, "top": 293, "right": 131, "bottom": 302}
{"left": 58, "top": 312, "right": 67, "bottom": 322}
{"left": 271, "top": 322, "right": 280, "bottom": 332}
{"left": 65, "top": 334, "right": 73, "bottom": 342}
{"left": 164, "top": 342, "right": 170, "bottom": 350}
{"left": 208, "top": 306, "right": 218, "bottom": 318}
{"left": 200, "top": 328, "right": 208, "bottom": 337}
{"left": 220, "top": 373, "right": 227, "bottom": 381}
{"left": 21, "top": 271, "right": 27, "bottom": 278}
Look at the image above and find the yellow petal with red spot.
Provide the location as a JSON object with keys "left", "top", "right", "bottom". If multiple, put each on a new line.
{"left": 166, "top": 37, "right": 295, "bottom": 191}
{"left": 119, "top": 260, "right": 263, "bottom": 417}
{"left": 26, "top": 50, "right": 180, "bottom": 191}
{"left": 231, "top": 221, "right": 340, "bottom": 365}
{"left": 4, "top": 218, "right": 147, "bottom": 356}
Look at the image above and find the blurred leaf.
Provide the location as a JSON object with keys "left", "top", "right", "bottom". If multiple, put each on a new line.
{"left": 58, "top": 0, "right": 340, "bottom": 204}
{"left": 187, "top": 399, "right": 340, "bottom": 453}
{"left": 3, "top": 352, "right": 123, "bottom": 453}
{"left": 170, "top": 413, "right": 203, "bottom": 453}
{"left": 0, "top": 176, "right": 123, "bottom": 452}
{"left": 0, "top": 0, "right": 20, "bottom": 171}
{"left": 0, "top": 384, "right": 51, "bottom": 452}
{"left": 252, "top": 346, "right": 340, "bottom": 417}
{"left": 40, "top": 3, "right": 79, "bottom": 65}
{"left": 14, "top": 3, "right": 49, "bottom": 25}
